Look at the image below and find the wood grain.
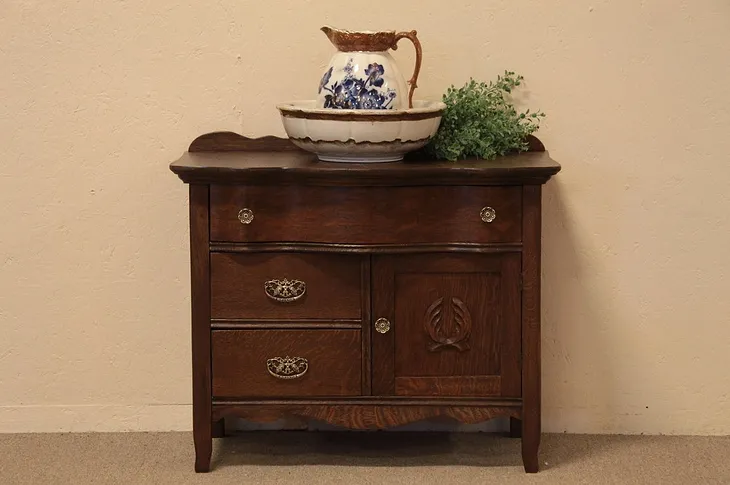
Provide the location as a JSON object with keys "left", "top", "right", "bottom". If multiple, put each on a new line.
{"left": 212, "top": 403, "right": 520, "bottom": 430}
{"left": 171, "top": 131, "right": 561, "bottom": 474}
{"left": 372, "top": 254, "right": 522, "bottom": 398}
{"left": 395, "top": 273, "right": 501, "bottom": 375}
{"left": 209, "top": 185, "right": 522, "bottom": 245}
{"left": 189, "top": 132, "right": 300, "bottom": 152}
{"left": 361, "top": 258, "right": 372, "bottom": 395}
{"left": 170, "top": 147, "right": 560, "bottom": 187}
{"left": 395, "top": 376, "right": 501, "bottom": 397}
{"left": 210, "top": 242, "right": 523, "bottom": 254}
{"left": 372, "top": 257, "right": 395, "bottom": 395}
{"left": 521, "top": 185, "right": 542, "bottom": 473}
{"left": 214, "top": 397, "right": 522, "bottom": 406}
{"left": 189, "top": 185, "right": 211, "bottom": 473}
{"left": 210, "top": 252, "right": 362, "bottom": 320}
{"left": 211, "top": 330, "right": 361, "bottom": 398}
{"left": 210, "top": 320, "right": 361, "bottom": 330}
{"left": 500, "top": 253, "right": 523, "bottom": 398}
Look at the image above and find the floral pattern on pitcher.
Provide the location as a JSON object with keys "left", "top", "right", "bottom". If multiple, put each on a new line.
{"left": 319, "top": 58, "right": 397, "bottom": 110}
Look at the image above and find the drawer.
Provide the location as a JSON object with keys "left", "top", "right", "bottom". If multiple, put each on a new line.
{"left": 211, "top": 253, "right": 362, "bottom": 320}
{"left": 212, "top": 329, "right": 362, "bottom": 398}
{"left": 210, "top": 185, "right": 521, "bottom": 244}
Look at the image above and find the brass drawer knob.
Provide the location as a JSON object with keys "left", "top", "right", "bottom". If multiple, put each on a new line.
{"left": 480, "top": 206, "right": 496, "bottom": 223}
{"left": 238, "top": 208, "right": 254, "bottom": 224}
{"left": 264, "top": 279, "right": 306, "bottom": 302}
{"left": 266, "top": 356, "right": 308, "bottom": 379}
{"left": 375, "top": 317, "right": 391, "bottom": 334}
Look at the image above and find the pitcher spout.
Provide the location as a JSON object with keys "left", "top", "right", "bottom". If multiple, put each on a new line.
{"left": 320, "top": 25, "right": 396, "bottom": 52}
{"left": 320, "top": 25, "right": 336, "bottom": 44}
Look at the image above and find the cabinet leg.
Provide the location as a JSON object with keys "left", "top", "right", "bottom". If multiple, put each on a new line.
{"left": 212, "top": 418, "right": 225, "bottom": 438}
{"left": 509, "top": 417, "right": 522, "bottom": 438}
{"left": 194, "top": 420, "right": 212, "bottom": 473}
{"left": 190, "top": 184, "right": 213, "bottom": 473}
{"left": 521, "top": 417, "right": 540, "bottom": 473}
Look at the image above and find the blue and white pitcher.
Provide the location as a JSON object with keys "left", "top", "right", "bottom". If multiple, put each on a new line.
{"left": 317, "top": 26, "right": 422, "bottom": 110}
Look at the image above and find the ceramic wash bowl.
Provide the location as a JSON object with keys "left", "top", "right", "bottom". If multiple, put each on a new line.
{"left": 276, "top": 100, "right": 445, "bottom": 163}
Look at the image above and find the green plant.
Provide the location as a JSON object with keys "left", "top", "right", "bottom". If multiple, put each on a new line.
{"left": 426, "top": 71, "right": 545, "bottom": 161}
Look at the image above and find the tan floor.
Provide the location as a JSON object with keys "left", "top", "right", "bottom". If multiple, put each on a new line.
{"left": 1, "top": 431, "right": 728, "bottom": 484}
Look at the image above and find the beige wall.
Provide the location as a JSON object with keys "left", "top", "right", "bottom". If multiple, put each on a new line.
{"left": 2, "top": 0, "right": 729, "bottom": 434}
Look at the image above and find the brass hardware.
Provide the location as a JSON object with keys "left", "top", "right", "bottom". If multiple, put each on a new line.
{"left": 264, "top": 279, "right": 306, "bottom": 302}
{"left": 266, "top": 356, "right": 308, "bottom": 379}
{"left": 480, "top": 206, "right": 496, "bottom": 223}
{"left": 375, "top": 317, "right": 391, "bottom": 334}
{"left": 238, "top": 208, "right": 254, "bottom": 224}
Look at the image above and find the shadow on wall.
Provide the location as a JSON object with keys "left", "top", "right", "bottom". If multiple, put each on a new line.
{"left": 541, "top": 177, "right": 617, "bottom": 433}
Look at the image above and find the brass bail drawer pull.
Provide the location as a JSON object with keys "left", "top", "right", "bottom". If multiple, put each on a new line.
{"left": 264, "top": 279, "right": 307, "bottom": 302}
{"left": 266, "top": 356, "right": 309, "bottom": 379}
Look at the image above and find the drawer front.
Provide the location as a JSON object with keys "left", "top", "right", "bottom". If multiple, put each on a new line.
{"left": 212, "top": 329, "right": 362, "bottom": 398}
{"left": 210, "top": 186, "right": 521, "bottom": 244}
{"left": 211, "top": 253, "right": 362, "bottom": 320}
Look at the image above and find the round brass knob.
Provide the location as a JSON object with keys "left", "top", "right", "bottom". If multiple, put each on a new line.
{"left": 374, "top": 318, "right": 391, "bottom": 334}
{"left": 238, "top": 208, "right": 254, "bottom": 225}
{"left": 480, "top": 206, "right": 496, "bottom": 223}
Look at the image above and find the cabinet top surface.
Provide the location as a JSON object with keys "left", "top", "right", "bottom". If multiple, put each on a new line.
{"left": 169, "top": 132, "right": 561, "bottom": 186}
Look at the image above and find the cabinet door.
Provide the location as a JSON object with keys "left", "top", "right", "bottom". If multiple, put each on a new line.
{"left": 372, "top": 253, "right": 521, "bottom": 397}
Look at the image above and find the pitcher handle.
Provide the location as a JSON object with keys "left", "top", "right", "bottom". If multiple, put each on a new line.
{"left": 392, "top": 30, "right": 422, "bottom": 109}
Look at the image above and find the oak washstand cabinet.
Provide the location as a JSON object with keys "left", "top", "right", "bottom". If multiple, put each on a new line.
{"left": 169, "top": 132, "right": 561, "bottom": 473}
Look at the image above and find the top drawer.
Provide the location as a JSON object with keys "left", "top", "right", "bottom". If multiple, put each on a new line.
{"left": 210, "top": 186, "right": 522, "bottom": 244}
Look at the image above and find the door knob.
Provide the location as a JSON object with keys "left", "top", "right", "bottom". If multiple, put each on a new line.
{"left": 374, "top": 318, "right": 391, "bottom": 334}
{"left": 238, "top": 208, "right": 254, "bottom": 224}
{"left": 480, "top": 206, "right": 496, "bottom": 223}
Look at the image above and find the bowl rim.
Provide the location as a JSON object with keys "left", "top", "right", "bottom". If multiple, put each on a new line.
{"left": 277, "top": 100, "right": 446, "bottom": 121}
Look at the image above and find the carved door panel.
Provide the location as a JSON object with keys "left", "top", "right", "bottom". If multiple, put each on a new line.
{"left": 372, "top": 254, "right": 521, "bottom": 397}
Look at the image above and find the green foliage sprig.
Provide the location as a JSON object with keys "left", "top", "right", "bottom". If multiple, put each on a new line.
{"left": 426, "top": 71, "right": 545, "bottom": 161}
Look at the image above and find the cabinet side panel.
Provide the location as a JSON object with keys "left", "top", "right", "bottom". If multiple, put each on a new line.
{"left": 521, "top": 184, "right": 542, "bottom": 472}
